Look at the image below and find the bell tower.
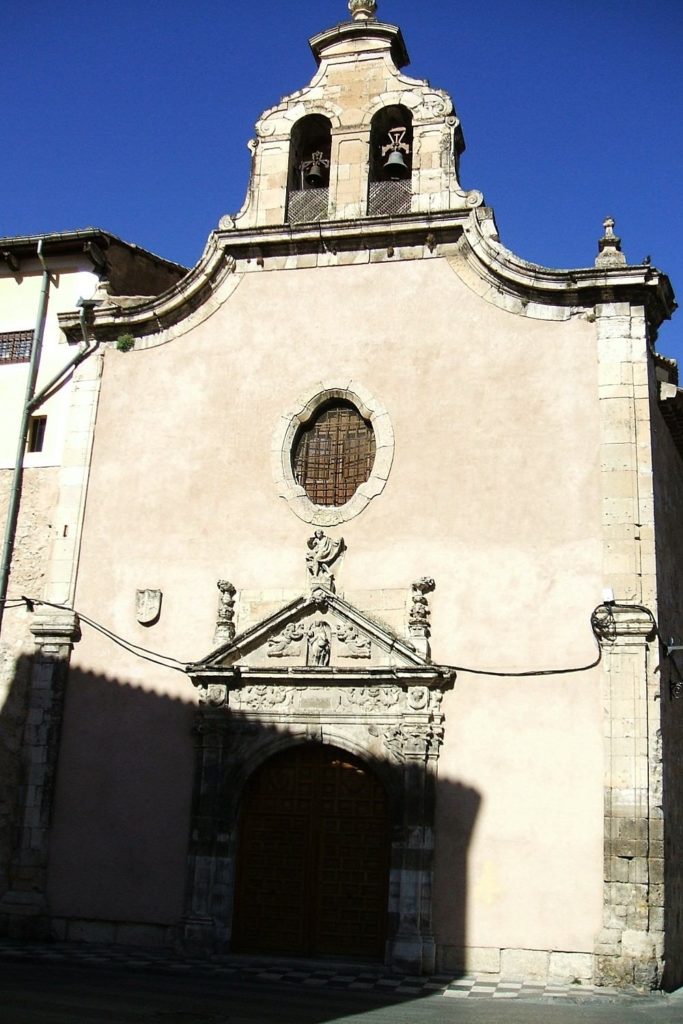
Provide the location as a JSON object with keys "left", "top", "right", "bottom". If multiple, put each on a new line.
{"left": 226, "top": 0, "right": 481, "bottom": 230}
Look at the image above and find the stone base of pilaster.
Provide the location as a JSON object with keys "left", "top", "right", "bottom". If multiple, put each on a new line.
{"left": 388, "top": 932, "right": 436, "bottom": 974}
{"left": 594, "top": 927, "right": 663, "bottom": 990}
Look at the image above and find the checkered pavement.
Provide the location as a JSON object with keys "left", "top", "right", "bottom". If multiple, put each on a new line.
{"left": 0, "top": 940, "right": 653, "bottom": 1002}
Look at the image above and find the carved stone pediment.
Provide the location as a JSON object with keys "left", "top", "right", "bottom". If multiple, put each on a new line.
{"left": 188, "top": 588, "right": 447, "bottom": 682}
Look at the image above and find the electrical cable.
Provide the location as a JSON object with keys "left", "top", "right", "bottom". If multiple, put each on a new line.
{"left": 444, "top": 601, "right": 659, "bottom": 678}
{"left": 3, "top": 596, "right": 661, "bottom": 681}
{"left": 7, "top": 596, "right": 190, "bottom": 673}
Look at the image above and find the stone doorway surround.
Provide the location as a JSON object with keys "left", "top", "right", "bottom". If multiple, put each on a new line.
{"left": 183, "top": 583, "right": 455, "bottom": 975}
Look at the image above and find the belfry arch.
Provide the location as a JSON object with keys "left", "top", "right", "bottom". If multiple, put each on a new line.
{"left": 287, "top": 114, "right": 332, "bottom": 224}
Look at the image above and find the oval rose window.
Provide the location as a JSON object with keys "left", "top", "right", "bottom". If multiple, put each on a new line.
{"left": 292, "top": 400, "right": 376, "bottom": 507}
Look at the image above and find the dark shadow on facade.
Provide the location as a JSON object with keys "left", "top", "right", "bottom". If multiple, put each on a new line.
{"left": 650, "top": 404, "right": 683, "bottom": 992}
{"left": 0, "top": 650, "right": 33, "bottom": 902}
{"left": 0, "top": 651, "right": 480, "bottom": 1009}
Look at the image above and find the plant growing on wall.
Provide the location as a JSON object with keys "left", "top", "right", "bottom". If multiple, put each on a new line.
{"left": 116, "top": 333, "right": 135, "bottom": 352}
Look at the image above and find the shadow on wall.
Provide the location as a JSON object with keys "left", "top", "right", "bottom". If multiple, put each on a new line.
{"left": 0, "top": 648, "right": 33, "bottom": 898}
{"left": 0, "top": 654, "right": 480, "bottom": 989}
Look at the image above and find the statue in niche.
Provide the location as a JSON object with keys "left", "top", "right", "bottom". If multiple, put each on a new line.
{"left": 306, "top": 530, "right": 345, "bottom": 592}
{"left": 308, "top": 620, "right": 332, "bottom": 667}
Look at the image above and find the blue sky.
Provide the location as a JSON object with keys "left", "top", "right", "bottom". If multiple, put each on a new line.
{"left": 3, "top": 0, "right": 681, "bottom": 359}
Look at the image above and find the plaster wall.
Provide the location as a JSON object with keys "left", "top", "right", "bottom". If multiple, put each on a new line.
{"left": 48, "top": 255, "right": 604, "bottom": 957}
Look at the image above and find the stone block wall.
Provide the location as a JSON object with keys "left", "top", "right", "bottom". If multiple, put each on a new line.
{"left": 0, "top": 467, "right": 59, "bottom": 897}
{"left": 592, "top": 302, "right": 664, "bottom": 989}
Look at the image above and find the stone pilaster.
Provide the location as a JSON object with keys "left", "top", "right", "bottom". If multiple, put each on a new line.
{"left": 388, "top": 716, "right": 442, "bottom": 974}
{"left": 594, "top": 296, "right": 663, "bottom": 988}
{"left": 0, "top": 610, "right": 79, "bottom": 937}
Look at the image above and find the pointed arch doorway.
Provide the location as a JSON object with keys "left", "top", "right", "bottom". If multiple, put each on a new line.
{"left": 231, "top": 743, "right": 391, "bottom": 960}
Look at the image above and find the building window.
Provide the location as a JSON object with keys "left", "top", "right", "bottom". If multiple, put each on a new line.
{"left": 0, "top": 330, "right": 33, "bottom": 364}
{"left": 273, "top": 381, "right": 394, "bottom": 526}
{"left": 292, "top": 400, "right": 376, "bottom": 507}
{"left": 27, "top": 416, "right": 47, "bottom": 453}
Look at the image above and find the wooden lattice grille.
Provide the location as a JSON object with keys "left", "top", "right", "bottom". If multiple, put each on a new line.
{"left": 292, "top": 400, "right": 376, "bottom": 506}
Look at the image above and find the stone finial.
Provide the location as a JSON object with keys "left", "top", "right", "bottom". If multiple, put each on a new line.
{"left": 408, "top": 577, "right": 435, "bottom": 659}
{"left": 595, "top": 216, "right": 626, "bottom": 268}
{"left": 348, "top": 0, "right": 378, "bottom": 21}
{"left": 214, "top": 580, "right": 236, "bottom": 644}
{"left": 409, "top": 577, "right": 436, "bottom": 637}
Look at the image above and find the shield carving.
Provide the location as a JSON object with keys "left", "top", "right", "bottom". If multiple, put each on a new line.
{"left": 135, "top": 589, "right": 162, "bottom": 626}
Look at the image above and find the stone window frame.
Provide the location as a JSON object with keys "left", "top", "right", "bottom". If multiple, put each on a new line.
{"left": 272, "top": 379, "right": 394, "bottom": 526}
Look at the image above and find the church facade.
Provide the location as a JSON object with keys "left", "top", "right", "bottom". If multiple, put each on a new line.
{"left": 1, "top": 1, "right": 682, "bottom": 990}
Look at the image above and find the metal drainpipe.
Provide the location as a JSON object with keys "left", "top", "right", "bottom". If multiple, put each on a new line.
{"left": 27, "top": 302, "right": 98, "bottom": 413}
{"left": 0, "top": 241, "right": 52, "bottom": 636}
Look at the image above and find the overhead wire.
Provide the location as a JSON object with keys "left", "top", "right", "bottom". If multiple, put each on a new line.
{"left": 4, "top": 596, "right": 190, "bottom": 674}
{"left": 3, "top": 596, "right": 661, "bottom": 680}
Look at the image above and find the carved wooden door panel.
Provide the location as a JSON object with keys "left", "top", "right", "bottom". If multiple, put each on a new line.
{"left": 232, "top": 743, "right": 390, "bottom": 959}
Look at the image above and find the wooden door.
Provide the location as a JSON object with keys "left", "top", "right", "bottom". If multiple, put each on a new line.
{"left": 232, "top": 743, "right": 390, "bottom": 959}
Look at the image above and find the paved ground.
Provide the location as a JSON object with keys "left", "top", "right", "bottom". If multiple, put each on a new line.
{"left": 1, "top": 942, "right": 681, "bottom": 1023}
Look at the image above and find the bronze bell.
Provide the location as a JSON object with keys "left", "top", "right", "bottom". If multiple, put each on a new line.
{"left": 305, "top": 161, "right": 325, "bottom": 187}
{"left": 383, "top": 149, "right": 409, "bottom": 180}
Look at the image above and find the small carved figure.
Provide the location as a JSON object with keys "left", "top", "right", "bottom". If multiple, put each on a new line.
{"left": 335, "top": 623, "right": 371, "bottom": 658}
{"left": 200, "top": 684, "right": 228, "bottom": 708}
{"left": 306, "top": 530, "right": 345, "bottom": 592}
{"left": 346, "top": 686, "right": 401, "bottom": 710}
{"left": 267, "top": 622, "right": 305, "bottom": 657}
{"left": 240, "top": 686, "right": 292, "bottom": 710}
{"left": 308, "top": 620, "right": 332, "bottom": 667}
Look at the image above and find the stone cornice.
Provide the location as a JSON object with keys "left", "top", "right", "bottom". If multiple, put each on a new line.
{"left": 309, "top": 19, "right": 409, "bottom": 68}
{"left": 192, "top": 665, "right": 452, "bottom": 685}
{"left": 56, "top": 208, "right": 676, "bottom": 342}
{"left": 450, "top": 208, "right": 676, "bottom": 330}
{"left": 30, "top": 610, "right": 81, "bottom": 650}
{"left": 57, "top": 234, "right": 234, "bottom": 342}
